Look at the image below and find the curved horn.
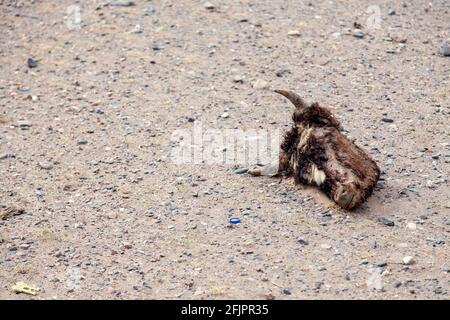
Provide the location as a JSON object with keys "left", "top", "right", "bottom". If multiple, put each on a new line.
{"left": 274, "top": 90, "right": 308, "bottom": 110}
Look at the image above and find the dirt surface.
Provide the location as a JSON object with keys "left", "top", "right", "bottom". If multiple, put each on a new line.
{"left": 0, "top": 0, "right": 449, "bottom": 300}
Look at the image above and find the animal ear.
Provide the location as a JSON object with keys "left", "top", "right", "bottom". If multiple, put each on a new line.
{"left": 310, "top": 102, "right": 341, "bottom": 128}
{"left": 274, "top": 90, "right": 308, "bottom": 110}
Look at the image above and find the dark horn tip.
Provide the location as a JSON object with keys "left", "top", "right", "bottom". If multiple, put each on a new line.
{"left": 273, "top": 89, "right": 307, "bottom": 109}
{"left": 274, "top": 89, "right": 287, "bottom": 95}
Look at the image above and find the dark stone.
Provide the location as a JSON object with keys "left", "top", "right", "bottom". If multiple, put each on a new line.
{"left": 27, "top": 57, "right": 38, "bottom": 68}
{"left": 374, "top": 261, "right": 387, "bottom": 267}
{"left": 440, "top": 44, "right": 450, "bottom": 57}
{"left": 234, "top": 167, "right": 248, "bottom": 174}
{"left": 282, "top": 288, "right": 292, "bottom": 295}
{"left": 378, "top": 216, "right": 395, "bottom": 226}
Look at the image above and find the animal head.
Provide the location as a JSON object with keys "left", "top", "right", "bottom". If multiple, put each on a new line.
{"left": 275, "top": 90, "right": 341, "bottom": 128}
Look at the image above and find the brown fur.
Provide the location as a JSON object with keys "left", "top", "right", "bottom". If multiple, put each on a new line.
{"left": 276, "top": 90, "right": 380, "bottom": 210}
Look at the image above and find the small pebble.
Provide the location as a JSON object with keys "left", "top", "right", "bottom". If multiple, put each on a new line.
{"left": 18, "top": 120, "right": 31, "bottom": 129}
{"left": 282, "top": 288, "right": 292, "bottom": 295}
{"left": 406, "top": 222, "right": 417, "bottom": 230}
{"left": 427, "top": 238, "right": 445, "bottom": 245}
{"left": 130, "top": 25, "right": 142, "bottom": 34}
{"left": 402, "top": 256, "right": 415, "bottom": 265}
{"left": 374, "top": 261, "right": 387, "bottom": 268}
{"left": 331, "top": 32, "right": 341, "bottom": 38}
{"left": 252, "top": 79, "right": 269, "bottom": 90}
{"left": 378, "top": 216, "right": 395, "bottom": 226}
{"left": 234, "top": 167, "right": 248, "bottom": 174}
{"left": 314, "top": 281, "right": 323, "bottom": 290}
{"left": 297, "top": 237, "right": 309, "bottom": 245}
{"left": 275, "top": 69, "right": 290, "bottom": 77}
{"left": 110, "top": 0, "right": 135, "bottom": 6}
{"left": 232, "top": 75, "right": 244, "bottom": 83}
{"left": 0, "top": 153, "right": 16, "bottom": 160}
{"left": 77, "top": 140, "right": 88, "bottom": 145}
{"left": 27, "top": 57, "right": 38, "bottom": 68}
{"left": 38, "top": 161, "right": 54, "bottom": 170}
{"left": 381, "top": 117, "right": 394, "bottom": 123}
{"left": 440, "top": 44, "right": 450, "bottom": 57}
{"left": 204, "top": 2, "right": 215, "bottom": 10}
{"left": 287, "top": 30, "right": 301, "bottom": 37}
{"left": 91, "top": 108, "right": 104, "bottom": 114}
{"left": 352, "top": 29, "right": 364, "bottom": 38}
{"left": 264, "top": 293, "right": 275, "bottom": 300}
{"left": 434, "top": 287, "right": 446, "bottom": 295}
{"left": 123, "top": 242, "right": 132, "bottom": 249}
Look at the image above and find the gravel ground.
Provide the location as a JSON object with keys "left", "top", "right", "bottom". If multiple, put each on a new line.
{"left": 0, "top": 0, "right": 449, "bottom": 299}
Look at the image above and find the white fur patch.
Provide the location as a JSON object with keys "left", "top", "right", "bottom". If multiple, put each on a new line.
{"left": 298, "top": 127, "right": 313, "bottom": 148}
{"left": 308, "top": 164, "right": 326, "bottom": 186}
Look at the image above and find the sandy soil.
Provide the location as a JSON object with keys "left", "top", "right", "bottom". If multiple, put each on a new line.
{"left": 0, "top": 0, "right": 449, "bottom": 299}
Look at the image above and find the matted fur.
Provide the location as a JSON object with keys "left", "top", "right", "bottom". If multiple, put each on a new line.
{"left": 276, "top": 90, "right": 380, "bottom": 210}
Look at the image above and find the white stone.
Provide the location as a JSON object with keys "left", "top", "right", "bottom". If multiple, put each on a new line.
{"left": 233, "top": 75, "right": 244, "bottom": 83}
{"left": 204, "top": 2, "right": 215, "bottom": 10}
{"left": 332, "top": 32, "right": 341, "bottom": 38}
{"left": 252, "top": 79, "right": 269, "bottom": 90}
{"left": 130, "top": 25, "right": 142, "bottom": 34}
{"left": 287, "top": 30, "right": 301, "bottom": 37}
{"left": 38, "top": 161, "right": 53, "bottom": 170}
{"left": 406, "top": 222, "right": 417, "bottom": 230}
{"left": 403, "top": 256, "right": 415, "bottom": 265}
